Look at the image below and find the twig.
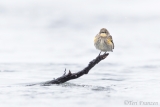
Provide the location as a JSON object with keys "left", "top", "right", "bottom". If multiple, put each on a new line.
{"left": 43, "top": 53, "right": 109, "bottom": 85}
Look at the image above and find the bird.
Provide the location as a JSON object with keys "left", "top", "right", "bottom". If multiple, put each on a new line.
{"left": 94, "top": 28, "right": 114, "bottom": 56}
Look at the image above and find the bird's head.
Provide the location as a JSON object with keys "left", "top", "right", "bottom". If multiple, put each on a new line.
{"left": 99, "top": 28, "right": 109, "bottom": 34}
{"left": 99, "top": 28, "right": 110, "bottom": 37}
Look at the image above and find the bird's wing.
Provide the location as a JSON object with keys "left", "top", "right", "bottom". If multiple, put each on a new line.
{"left": 94, "top": 34, "right": 99, "bottom": 43}
{"left": 109, "top": 35, "right": 114, "bottom": 49}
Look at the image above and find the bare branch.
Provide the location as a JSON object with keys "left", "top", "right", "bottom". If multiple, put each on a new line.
{"left": 43, "top": 53, "right": 109, "bottom": 85}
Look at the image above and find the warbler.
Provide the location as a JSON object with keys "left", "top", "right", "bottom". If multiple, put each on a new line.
{"left": 94, "top": 28, "right": 114, "bottom": 55}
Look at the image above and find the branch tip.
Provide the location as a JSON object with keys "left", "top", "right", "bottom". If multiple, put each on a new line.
{"left": 68, "top": 70, "right": 72, "bottom": 75}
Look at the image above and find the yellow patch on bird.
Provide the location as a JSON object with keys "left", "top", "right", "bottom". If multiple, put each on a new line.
{"left": 94, "top": 37, "right": 97, "bottom": 43}
{"left": 100, "top": 33, "right": 107, "bottom": 37}
{"left": 107, "top": 39, "right": 112, "bottom": 45}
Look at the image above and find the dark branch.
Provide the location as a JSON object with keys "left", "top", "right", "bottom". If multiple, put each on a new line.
{"left": 43, "top": 53, "right": 109, "bottom": 85}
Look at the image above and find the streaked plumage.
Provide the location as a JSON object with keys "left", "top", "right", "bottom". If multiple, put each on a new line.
{"left": 94, "top": 28, "right": 114, "bottom": 53}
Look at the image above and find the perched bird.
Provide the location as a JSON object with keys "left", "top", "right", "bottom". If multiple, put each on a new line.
{"left": 94, "top": 28, "right": 114, "bottom": 55}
